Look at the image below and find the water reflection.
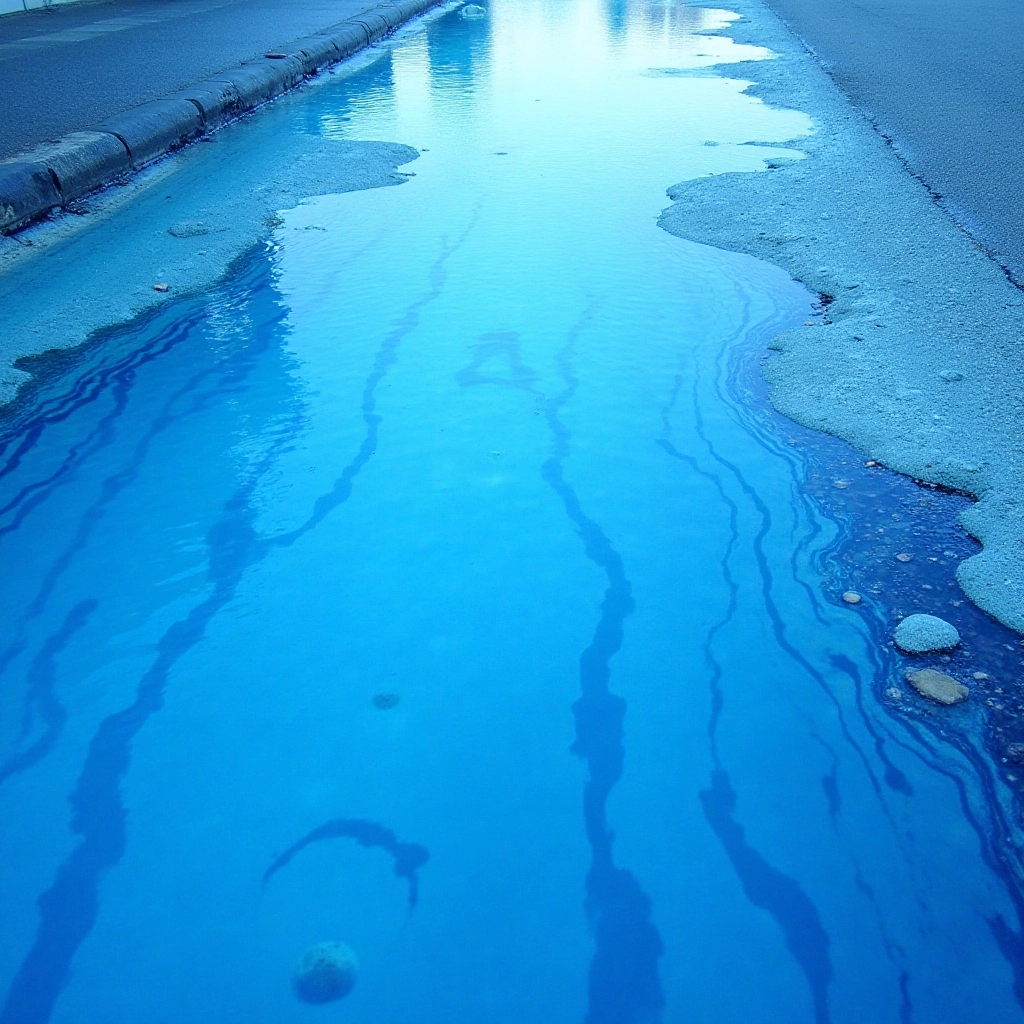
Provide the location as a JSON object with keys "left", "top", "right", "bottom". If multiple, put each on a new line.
{"left": 426, "top": 5, "right": 492, "bottom": 94}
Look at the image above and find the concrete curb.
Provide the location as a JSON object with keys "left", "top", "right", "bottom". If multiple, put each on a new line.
{"left": 0, "top": 0, "right": 443, "bottom": 234}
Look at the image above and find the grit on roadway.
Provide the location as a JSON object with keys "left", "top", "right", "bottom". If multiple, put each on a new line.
{"left": 0, "top": 0, "right": 396, "bottom": 160}
{"left": 762, "top": 0, "right": 1024, "bottom": 286}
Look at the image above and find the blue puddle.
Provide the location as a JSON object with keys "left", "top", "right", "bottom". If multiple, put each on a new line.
{"left": 0, "top": 1, "right": 1023, "bottom": 1022}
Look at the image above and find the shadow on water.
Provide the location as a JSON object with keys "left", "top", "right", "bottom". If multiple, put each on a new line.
{"left": 458, "top": 325, "right": 665, "bottom": 1024}
{"left": 0, "top": 600, "right": 97, "bottom": 788}
{"left": 707, "top": 281, "right": 1024, "bottom": 1014}
{"left": 263, "top": 818, "right": 430, "bottom": 909}
{"left": 0, "top": 218, "right": 473, "bottom": 1023}
{"left": 0, "top": 252, "right": 305, "bottom": 1024}
{"left": 658, "top": 300, "right": 836, "bottom": 1024}
{"left": 699, "top": 770, "right": 832, "bottom": 1024}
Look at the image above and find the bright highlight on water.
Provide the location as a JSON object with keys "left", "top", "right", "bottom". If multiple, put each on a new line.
{"left": 0, "top": 1, "right": 1022, "bottom": 1022}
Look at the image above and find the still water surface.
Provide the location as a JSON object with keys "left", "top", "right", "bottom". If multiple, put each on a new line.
{"left": 1, "top": 1, "right": 1023, "bottom": 1022}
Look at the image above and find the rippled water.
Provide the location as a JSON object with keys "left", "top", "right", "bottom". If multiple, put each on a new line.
{"left": 1, "top": 1, "right": 1023, "bottom": 1022}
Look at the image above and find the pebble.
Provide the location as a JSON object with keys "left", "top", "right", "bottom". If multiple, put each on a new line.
{"left": 372, "top": 692, "right": 400, "bottom": 710}
{"left": 885, "top": 687, "right": 903, "bottom": 701}
{"left": 832, "top": 480, "right": 849, "bottom": 489}
{"left": 864, "top": 460, "right": 877, "bottom": 467}
{"left": 153, "top": 283, "right": 170, "bottom": 292}
{"left": 293, "top": 942, "right": 358, "bottom": 1003}
{"left": 842, "top": 591, "right": 862, "bottom": 604}
{"left": 896, "top": 552, "right": 913, "bottom": 562}
{"left": 1007, "top": 743, "right": 1024, "bottom": 763}
{"left": 905, "top": 668, "right": 969, "bottom": 705}
{"left": 973, "top": 671, "right": 991, "bottom": 680}
{"left": 893, "top": 613, "right": 961, "bottom": 654}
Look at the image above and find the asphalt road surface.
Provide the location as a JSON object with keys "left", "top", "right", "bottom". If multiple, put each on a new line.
{"left": 0, "top": 0, "right": 382, "bottom": 159}
{"left": 764, "top": 0, "right": 1024, "bottom": 284}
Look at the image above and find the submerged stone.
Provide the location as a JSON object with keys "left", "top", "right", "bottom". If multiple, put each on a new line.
{"left": 894, "top": 613, "right": 960, "bottom": 653}
{"left": 293, "top": 942, "right": 358, "bottom": 1004}
{"left": 461, "top": 3, "right": 487, "bottom": 16}
{"left": 905, "top": 668, "right": 969, "bottom": 706}
{"left": 372, "top": 691, "right": 400, "bottom": 710}
{"left": 842, "top": 591, "right": 862, "bottom": 604}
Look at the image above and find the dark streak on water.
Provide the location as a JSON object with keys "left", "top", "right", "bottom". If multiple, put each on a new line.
{"left": 0, "top": 600, "right": 97, "bottom": 788}
{"left": 263, "top": 818, "right": 430, "bottom": 908}
{"left": 820, "top": 756, "right": 841, "bottom": 824}
{"left": 0, "top": 229, "right": 470, "bottom": 1024}
{"left": 0, "top": 282, "right": 299, "bottom": 1024}
{"left": 658, "top": 318, "right": 836, "bottom": 1023}
{"left": 699, "top": 770, "right": 832, "bottom": 1024}
{"left": 457, "top": 324, "right": 665, "bottom": 1024}
{"left": 721, "top": 287, "right": 1024, "bottom": 1013}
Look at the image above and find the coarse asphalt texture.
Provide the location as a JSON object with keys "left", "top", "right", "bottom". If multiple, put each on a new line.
{"left": 0, "top": 0, "right": 390, "bottom": 159}
{"left": 761, "top": 0, "right": 1024, "bottom": 285}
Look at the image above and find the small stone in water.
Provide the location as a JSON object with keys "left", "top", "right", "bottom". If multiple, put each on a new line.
{"left": 974, "top": 671, "right": 991, "bottom": 680}
{"left": 896, "top": 552, "right": 913, "bottom": 563}
{"left": 885, "top": 687, "right": 903, "bottom": 701}
{"left": 832, "top": 480, "right": 849, "bottom": 489}
{"left": 153, "top": 283, "right": 170, "bottom": 292}
{"left": 894, "top": 613, "right": 961, "bottom": 653}
{"left": 293, "top": 942, "right": 358, "bottom": 1003}
{"left": 905, "top": 668, "right": 969, "bottom": 706}
{"left": 372, "top": 692, "right": 400, "bottom": 710}
{"left": 865, "top": 460, "right": 877, "bottom": 467}
{"left": 842, "top": 591, "right": 862, "bottom": 604}
{"left": 1006, "top": 743, "right": 1024, "bottom": 763}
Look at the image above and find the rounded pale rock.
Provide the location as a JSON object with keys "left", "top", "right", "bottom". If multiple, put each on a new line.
{"left": 461, "top": 3, "right": 486, "bottom": 16}
{"left": 893, "top": 613, "right": 960, "bottom": 654}
{"left": 293, "top": 942, "right": 358, "bottom": 1004}
{"left": 905, "top": 668, "right": 969, "bottom": 706}
{"left": 896, "top": 552, "right": 913, "bottom": 563}
{"left": 842, "top": 591, "right": 862, "bottom": 604}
